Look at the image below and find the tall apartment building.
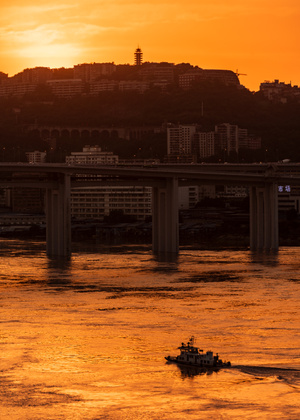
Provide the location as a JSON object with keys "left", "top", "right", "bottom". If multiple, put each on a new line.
{"left": 215, "top": 123, "right": 239, "bottom": 154}
{"left": 215, "top": 123, "right": 261, "bottom": 155}
{"left": 167, "top": 124, "right": 197, "bottom": 155}
{"left": 167, "top": 122, "right": 261, "bottom": 162}
{"left": 193, "top": 131, "right": 215, "bottom": 160}
{"left": 237, "top": 128, "right": 248, "bottom": 149}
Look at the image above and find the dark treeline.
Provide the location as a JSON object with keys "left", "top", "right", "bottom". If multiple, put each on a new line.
{"left": 1, "top": 80, "right": 300, "bottom": 162}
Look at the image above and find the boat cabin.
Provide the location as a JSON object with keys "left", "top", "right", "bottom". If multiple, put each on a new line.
{"left": 176, "top": 338, "right": 218, "bottom": 366}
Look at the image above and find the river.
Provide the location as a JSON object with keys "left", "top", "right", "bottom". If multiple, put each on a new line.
{"left": 0, "top": 239, "right": 299, "bottom": 419}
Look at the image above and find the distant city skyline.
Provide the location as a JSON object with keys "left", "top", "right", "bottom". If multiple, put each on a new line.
{"left": 0, "top": 1, "right": 299, "bottom": 92}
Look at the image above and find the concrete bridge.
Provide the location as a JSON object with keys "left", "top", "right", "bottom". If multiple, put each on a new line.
{"left": 26, "top": 125, "right": 162, "bottom": 141}
{"left": 1, "top": 162, "right": 300, "bottom": 257}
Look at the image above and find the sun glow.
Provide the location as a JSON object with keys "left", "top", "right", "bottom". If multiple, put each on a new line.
{"left": 0, "top": 0, "right": 299, "bottom": 90}
{"left": 18, "top": 43, "right": 81, "bottom": 62}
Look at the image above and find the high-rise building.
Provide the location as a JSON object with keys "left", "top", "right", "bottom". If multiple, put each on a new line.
{"left": 193, "top": 132, "right": 215, "bottom": 160}
{"left": 215, "top": 123, "right": 239, "bottom": 154}
{"left": 167, "top": 124, "right": 197, "bottom": 155}
{"left": 167, "top": 122, "right": 261, "bottom": 162}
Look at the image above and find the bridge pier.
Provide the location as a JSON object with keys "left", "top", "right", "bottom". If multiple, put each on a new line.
{"left": 46, "top": 174, "right": 71, "bottom": 256}
{"left": 152, "top": 177, "right": 179, "bottom": 256}
{"left": 250, "top": 183, "right": 278, "bottom": 250}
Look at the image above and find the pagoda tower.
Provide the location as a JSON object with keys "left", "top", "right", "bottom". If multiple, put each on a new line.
{"left": 134, "top": 47, "right": 143, "bottom": 66}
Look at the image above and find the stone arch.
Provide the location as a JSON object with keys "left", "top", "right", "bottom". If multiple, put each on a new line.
{"left": 100, "top": 130, "right": 110, "bottom": 140}
{"left": 41, "top": 129, "right": 50, "bottom": 140}
{"left": 30, "top": 129, "right": 40, "bottom": 139}
{"left": 71, "top": 129, "right": 80, "bottom": 139}
{"left": 111, "top": 130, "right": 119, "bottom": 140}
{"left": 51, "top": 129, "right": 60, "bottom": 139}
{"left": 61, "top": 129, "right": 70, "bottom": 139}
{"left": 91, "top": 129, "right": 101, "bottom": 140}
{"left": 81, "top": 130, "right": 90, "bottom": 140}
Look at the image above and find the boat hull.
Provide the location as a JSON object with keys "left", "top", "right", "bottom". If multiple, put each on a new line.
{"left": 165, "top": 355, "right": 231, "bottom": 368}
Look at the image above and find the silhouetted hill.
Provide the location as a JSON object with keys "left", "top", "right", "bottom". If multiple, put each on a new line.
{"left": 1, "top": 81, "right": 300, "bottom": 162}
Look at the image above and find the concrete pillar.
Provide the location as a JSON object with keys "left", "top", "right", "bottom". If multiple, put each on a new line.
{"left": 249, "top": 186, "right": 258, "bottom": 249}
{"left": 152, "top": 177, "right": 179, "bottom": 255}
{"left": 264, "top": 182, "right": 279, "bottom": 249}
{"left": 250, "top": 183, "right": 278, "bottom": 250}
{"left": 46, "top": 173, "right": 71, "bottom": 256}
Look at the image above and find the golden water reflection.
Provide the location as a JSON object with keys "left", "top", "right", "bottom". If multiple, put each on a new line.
{"left": 0, "top": 241, "right": 299, "bottom": 419}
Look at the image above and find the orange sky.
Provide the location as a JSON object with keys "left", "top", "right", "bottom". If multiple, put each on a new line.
{"left": 0, "top": 0, "right": 299, "bottom": 91}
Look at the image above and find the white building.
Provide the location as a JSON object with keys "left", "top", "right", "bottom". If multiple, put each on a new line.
{"left": 67, "top": 146, "right": 152, "bottom": 220}
{"left": 217, "top": 185, "right": 248, "bottom": 199}
{"left": 25, "top": 150, "right": 46, "bottom": 163}
{"left": 66, "top": 145, "right": 118, "bottom": 165}
{"left": 90, "top": 80, "right": 118, "bottom": 94}
{"left": 118, "top": 80, "right": 149, "bottom": 93}
{"left": 46, "top": 79, "right": 84, "bottom": 98}
{"left": 71, "top": 186, "right": 152, "bottom": 221}
{"left": 67, "top": 146, "right": 218, "bottom": 221}
{"left": 0, "top": 82, "right": 37, "bottom": 97}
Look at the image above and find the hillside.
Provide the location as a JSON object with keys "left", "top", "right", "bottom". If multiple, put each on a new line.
{"left": 1, "top": 81, "right": 300, "bottom": 162}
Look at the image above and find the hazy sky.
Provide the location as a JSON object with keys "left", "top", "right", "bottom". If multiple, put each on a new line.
{"left": 0, "top": 0, "right": 299, "bottom": 90}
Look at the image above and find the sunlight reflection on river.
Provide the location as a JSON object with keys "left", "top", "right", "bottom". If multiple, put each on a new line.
{"left": 0, "top": 240, "right": 299, "bottom": 419}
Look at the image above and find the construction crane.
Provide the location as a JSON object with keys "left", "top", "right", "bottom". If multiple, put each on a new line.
{"left": 235, "top": 69, "right": 247, "bottom": 77}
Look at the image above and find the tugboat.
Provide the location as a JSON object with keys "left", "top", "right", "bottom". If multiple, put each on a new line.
{"left": 165, "top": 337, "right": 231, "bottom": 368}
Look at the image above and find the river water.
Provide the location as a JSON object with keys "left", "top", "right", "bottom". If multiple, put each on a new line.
{"left": 0, "top": 239, "right": 299, "bottom": 419}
